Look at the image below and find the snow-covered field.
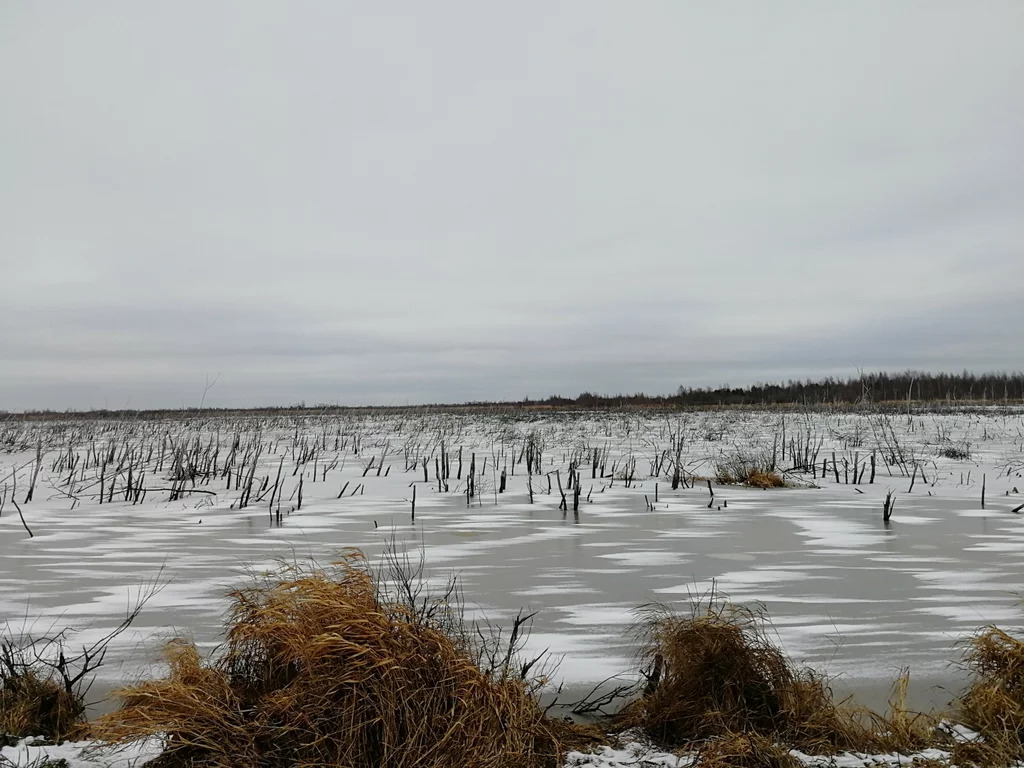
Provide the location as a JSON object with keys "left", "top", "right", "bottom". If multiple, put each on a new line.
{"left": 2, "top": 406, "right": 1024, "bottom": 766}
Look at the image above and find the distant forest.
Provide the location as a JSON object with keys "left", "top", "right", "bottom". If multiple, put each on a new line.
{"left": 538, "top": 370, "right": 1024, "bottom": 408}
{"left": 6, "top": 371, "right": 1024, "bottom": 419}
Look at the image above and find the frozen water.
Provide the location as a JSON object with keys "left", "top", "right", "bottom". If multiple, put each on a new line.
{"left": 2, "top": 407, "right": 1024, "bottom": 716}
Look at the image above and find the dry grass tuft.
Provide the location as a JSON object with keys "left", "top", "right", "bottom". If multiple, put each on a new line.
{"left": 861, "top": 670, "right": 941, "bottom": 754}
{"left": 0, "top": 667, "right": 83, "bottom": 742}
{"left": 616, "top": 598, "right": 941, "bottom": 756}
{"left": 2, "top": 572, "right": 157, "bottom": 745}
{"left": 713, "top": 452, "right": 786, "bottom": 488}
{"left": 949, "top": 739, "right": 1011, "bottom": 767}
{"left": 617, "top": 601, "right": 796, "bottom": 744}
{"left": 956, "top": 625, "right": 1024, "bottom": 764}
{"left": 744, "top": 470, "right": 787, "bottom": 489}
{"left": 692, "top": 731, "right": 799, "bottom": 768}
{"left": 91, "top": 552, "right": 569, "bottom": 768}
{"left": 938, "top": 443, "right": 972, "bottom": 461}
{"left": 547, "top": 718, "right": 608, "bottom": 756}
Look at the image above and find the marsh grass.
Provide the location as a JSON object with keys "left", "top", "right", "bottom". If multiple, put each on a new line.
{"left": 90, "top": 551, "right": 572, "bottom": 768}
{"left": 1, "top": 580, "right": 156, "bottom": 744}
{"left": 744, "top": 470, "right": 788, "bottom": 489}
{"left": 714, "top": 452, "right": 786, "bottom": 488}
{"left": 692, "top": 731, "right": 799, "bottom": 768}
{"left": 616, "top": 596, "right": 943, "bottom": 757}
{"left": 954, "top": 625, "right": 1024, "bottom": 765}
{"left": 0, "top": 665, "right": 82, "bottom": 743}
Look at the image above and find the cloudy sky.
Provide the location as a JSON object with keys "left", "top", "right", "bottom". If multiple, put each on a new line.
{"left": 2, "top": 2, "right": 1022, "bottom": 410}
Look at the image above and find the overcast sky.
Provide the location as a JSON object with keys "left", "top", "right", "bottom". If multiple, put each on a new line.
{"left": 2, "top": 2, "right": 1022, "bottom": 410}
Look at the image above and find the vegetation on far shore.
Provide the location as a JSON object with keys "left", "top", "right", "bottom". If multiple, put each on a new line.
{"left": 4, "top": 370, "right": 1024, "bottom": 419}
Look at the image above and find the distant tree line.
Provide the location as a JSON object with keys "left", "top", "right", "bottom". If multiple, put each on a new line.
{"left": 527, "top": 370, "right": 1024, "bottom": 408}
{"left": 4, "top": 371, "right": 1024, "bottom": 419}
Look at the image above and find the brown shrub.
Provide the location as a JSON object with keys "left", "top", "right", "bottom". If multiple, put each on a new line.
{"left": 616, "top": 598, "right": 941, "bottom": 756}
{"left": 956, "top": 625, "right": 1024, "bottom": 764}
{"left": 0, "top": 666, "right": 83, "bottom": 742}
{"left": 617, "top": 602, "right": 796, "bottom": 744}
{"left": 2, "top": 574, "right": 155, "bottom": 744}
{"left": 745, "top": 471, "right": 786, "bottom": 489}
{"left": 713, "top": 452, "right": 786, "bottom": 488}
{"left": 91, "top": 552, "right": 569, "bottom": 768}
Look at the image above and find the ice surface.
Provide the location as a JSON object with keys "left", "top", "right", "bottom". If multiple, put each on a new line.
{"left": 3, "top": 407, "right": 1024, "bottom": 718}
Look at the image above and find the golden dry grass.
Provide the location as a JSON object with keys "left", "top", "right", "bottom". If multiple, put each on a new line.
{"left": 692, "top": 731, "right": 799, "bottom": 768}
{"left": 956, "top": 625, "right": 1024, "bottom": 765}
{"left": 862, "top": 670, "right": 941, "bottom": 754}
{"left": 745, "top": 470, "right": 787, "bottom": 489}
{"left": 90, "top": 552, "right": 571, "bottom": 768}
{"left": 712, "top": 456, "right": 786, "bottom": 488}
{"left": 616, "top": 602, "right": 797, "bottom": 744}
{"left": 616, "top": 599, "right": 942, "bottom": 757}
{"left": 0, "top": 667, "right": 84, "bottom": 742}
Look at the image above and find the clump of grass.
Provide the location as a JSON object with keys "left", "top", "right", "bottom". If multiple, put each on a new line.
{"left": 1, "top": 576, "right": 157, "bottom": 745}
{"left": 714, "top": 452, "right": 786, "bottom": 488}
{"left": 949, "top": 739, "right": 1012, "bottom": 767}
{"left": 692, "top": 731, "right": 799, "bottom": 768}
{"left": 0, "top": 664, "right": 83, "bottom": 743}
{"left": 91, "top": 552, "right": 569, "bottom": 768}
{"left": 616, "top": 599, "right": 851, "bottom": 751}
{"left": 617, "top": 601, "right": 796, "bottom": 744}
{"left": 744, "top": 470, "right": 787, "bottom": 489}
{"left": 616, "top": 596, "right": 941, "bottom": 757}
{"left": 955, "top": 625, "right": 1024, "bottom": 764}
{"left": 939, "top": 442, "right": 972, "bottom": 461}
{"left": 863, "top": 670, "right": 941, "bottom": 754}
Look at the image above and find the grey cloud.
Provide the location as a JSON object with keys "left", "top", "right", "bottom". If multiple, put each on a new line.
{"left": 0, "top": 303, "right": 434, "bottom": 362}
{"left": 1, "top": 2, "right": 1022, "bottom": 410}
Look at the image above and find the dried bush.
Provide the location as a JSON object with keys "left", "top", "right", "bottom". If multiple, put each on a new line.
{"left": 0, "top": 664, "right": 82, "bottom": 743}
{"left": 616, "top": 597, "right": 940, "bottom": 756}
{"left": 92, "top": 551, "right": 570, "bottom": 768}
{"left": 745, "top": 470, "right": 787, "bottom": 489}
{"left": 939, "top": 442, "right": 972, "bottom": 461}
{"left": 956, "top": 625, "right": 1024, "bottom": 765}
{"left": 1, "top": 580, "right": 155, "bottom": 743}
{"left": 714, "top": 451, "right": 785, "bottom": 488}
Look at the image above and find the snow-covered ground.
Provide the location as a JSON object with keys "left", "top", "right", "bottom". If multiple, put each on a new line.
{"left": 2, "top": 407, "right": 1024, "bottom": 764}
{"left": 1, "top": 736, "right": 163, "bottom": 768}
{"left": 2, "top": 726, "right": 1012, "bottom": 768}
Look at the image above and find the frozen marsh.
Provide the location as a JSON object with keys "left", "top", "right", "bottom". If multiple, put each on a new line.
{"left": 2, "top": 406, "right": 1024, "bottom": 724}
